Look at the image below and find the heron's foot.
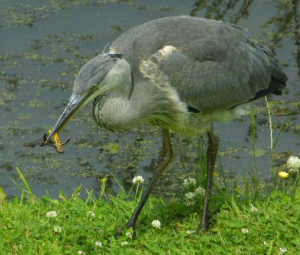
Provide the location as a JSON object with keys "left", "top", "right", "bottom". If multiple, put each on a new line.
{"left": 197, "top": 216, "right": 210, "bottom": 233}
{"left": 197, "top": 224, "right": 208, "bottom": 233}
{"left": 114, "top": 221, "right": 136, "bottom": 239}
{"left": 125, "top": 220, "right": 137, "bottom": 239}
{"left": 196, "top": 227, "right": 208, "bottom": 234}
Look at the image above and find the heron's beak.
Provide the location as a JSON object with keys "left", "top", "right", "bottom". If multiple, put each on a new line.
{"left": 47, "top": 94, "right": 86, "bottom": 142}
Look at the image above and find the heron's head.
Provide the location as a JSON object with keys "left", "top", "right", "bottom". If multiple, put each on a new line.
{"left": 47, "top": 53, "right": 130, "bottom": 141}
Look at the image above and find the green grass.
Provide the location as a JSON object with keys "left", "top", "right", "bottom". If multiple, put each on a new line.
{"left": 0, "top": 175, "right": 299, "bottom": 254}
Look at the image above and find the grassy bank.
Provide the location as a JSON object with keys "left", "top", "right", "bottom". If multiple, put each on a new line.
{"left": 0, "top": 174, "right": 299, "bottom": 255}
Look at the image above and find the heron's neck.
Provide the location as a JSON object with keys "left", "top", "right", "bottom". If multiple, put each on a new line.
{"left": 92, "top": 75, "right": 138, "bottom": 130}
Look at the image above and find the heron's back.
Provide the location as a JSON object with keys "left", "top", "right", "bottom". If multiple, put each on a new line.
{"left": 111, "top": 16, "right": 245, "bottom": 69}
{"left": 111, "top": 16, "right": 287, "bottom": 112}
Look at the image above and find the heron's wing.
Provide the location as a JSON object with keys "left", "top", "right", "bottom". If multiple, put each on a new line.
{"left": 112, "top": 16, "right": 286, "bottom": 111}
{"left": 140, "top": 36, "right": 283, "bottom": 112}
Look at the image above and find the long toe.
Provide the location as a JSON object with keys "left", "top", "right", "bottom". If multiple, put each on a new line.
{"left": 198, "top": 218, "right": 209, "bottom": 233}
{"left": 125, "top": 220, "right": 137, "bottom": 239}
{"left": 114, "top": 221, "right": 137, "bottom": 239}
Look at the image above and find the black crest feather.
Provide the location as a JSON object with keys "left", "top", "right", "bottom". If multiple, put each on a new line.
{"left": 107, "top": 53, "right": 123, "bottom": 59}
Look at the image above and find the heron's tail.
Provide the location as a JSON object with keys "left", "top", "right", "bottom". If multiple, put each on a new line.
{"left": 250, "top": 42, "right": 287, "bottom": 100}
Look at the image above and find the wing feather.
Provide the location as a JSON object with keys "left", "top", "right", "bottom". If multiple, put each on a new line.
{"left": 144, "top": 38, "right": 274, "bottom": 111}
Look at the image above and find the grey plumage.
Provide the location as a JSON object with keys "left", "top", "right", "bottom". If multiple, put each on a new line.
{"left": 47, "top": 16, "right": 287, "bottom": 234}
{"left": 111, "top": 16, "right": 286, "bottom": 112}
{"left": 74, "top": 54, "right": 117, "bottom": 94}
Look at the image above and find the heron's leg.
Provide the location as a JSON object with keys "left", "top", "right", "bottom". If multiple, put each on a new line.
{"left": 199, "top": 127, "right": 218, "bottom": 232}
{"left": 125, "top": 128, "right": 172, "bottom": 235}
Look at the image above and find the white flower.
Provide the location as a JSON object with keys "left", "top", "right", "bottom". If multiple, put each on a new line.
{"left": 194, "top": 186, "right": 205, "bottom": 197}
{"left": 126, "top": 232, "right": 133, "bottom": 238}
{"left": 87, "top": 211, "right": 96, "bottom": 217}
{"left": 185, "top": 192, "right": 195, "bottom": 199}
{"left": 186, "top": 230, "right": 196, "bottom": 234}
{"left": 185, "top": 192, "right": 196, "bottom": 206}
{"left": 183, "top": 178, "right": 197, "bottom": 188}
{"left": 132, "top": 175, "right": 145, "bottom": 184}
{"left": 263, "top": 241, "right": 268, "bottom": 246}
{"left": 78, "top": 251, "right": 86, "bottom": 255}
{"left": 53, "top": 226, "right": 62, "bottom": 233}
{"left": 95, "top": 241, "right": 103, "bottom": 247}
{"left": 151, "top": 219, "right": 161, "bottom": 229}
{"left": 186, "top": 200, "right": 196, "bottom": 206}
{"left": 279, "top": 247, "right": 288, "bottom": 254}
{"left": 46, "top": 211, "right": 57, "bottom": 218}
{"left": 287, "top": 156, "right": 300, "bottom": 171}
{"left": 241, "top": 228, "right": 249, "bottom": 234}
{"left": 121, "top": 241, "right": 129, "bottom": 246}
{"left": 250, "top": 204, "right": 258, "bottom": 212}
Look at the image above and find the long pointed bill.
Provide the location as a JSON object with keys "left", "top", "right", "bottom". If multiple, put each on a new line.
{"left": 47, "top": 94, "right": 86, "bottom": 142}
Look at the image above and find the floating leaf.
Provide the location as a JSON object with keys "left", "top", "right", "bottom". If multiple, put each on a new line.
{"left": 249, "top": 148, "right": 266, "bottom": 158}
{"left": 103, "top": 143, "right": 120, "bottom": 154}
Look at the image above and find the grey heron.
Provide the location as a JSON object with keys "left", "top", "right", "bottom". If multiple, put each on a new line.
{"left": 47, "top": 16, "right": 287, "bottom": 234}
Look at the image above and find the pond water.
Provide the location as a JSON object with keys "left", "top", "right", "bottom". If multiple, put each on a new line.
{"left": 0, "top": 0, "right": 299, "bottom": 199}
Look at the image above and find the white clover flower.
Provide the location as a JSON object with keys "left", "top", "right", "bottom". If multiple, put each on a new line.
{"left": 250, "top": 204, "right": 258, "bottom": 212}
{"left": 241, "top": 228, "right": 249, "bottom": 234}
{"left": 186, "top": 230, "right": 196, "bottom": 234}
{"left": 185, "top": 192, "right": 196, "bottom": 206}
{"left": 78, "top": 251, "right": 86, "bottom": 255}
{"left": 126, "top": 232, "right": 133, "bottom": 238}
{"left": 46, "top": 211, "right": 57, "bottom": 218}
{"left": 132, "top": 175, "right": 145, "bottom": 184}
{"left": 185, "top": 192, "right": 195, "bottom": 199}
{"left": 121, "top": 241, "right": 129, "bottom": 246}
{"left": 53, "top": 226, "right": 62, "bottom": 233}
{"left": 95, "top": 241, "right": 103, "bottom": 247}
{"left": 186, "top": 200, "right": 196, "bottom": 206}
{"left": 194, "top": 186, "right": 206, "bottom": 197}
{"left": 287, "top": 156, "right": 300, "bottom": 171}
{"left": 87, "top": 211, "right": 96, "bottom": 217}
{"left": 183, "top": 178, "right": 197, "bottom": 188}
{"left": 151, "top": 219, "right": 161, "bottom": 229}
{"left": 279, "top": 247, "right": 288, "bottom": 254}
